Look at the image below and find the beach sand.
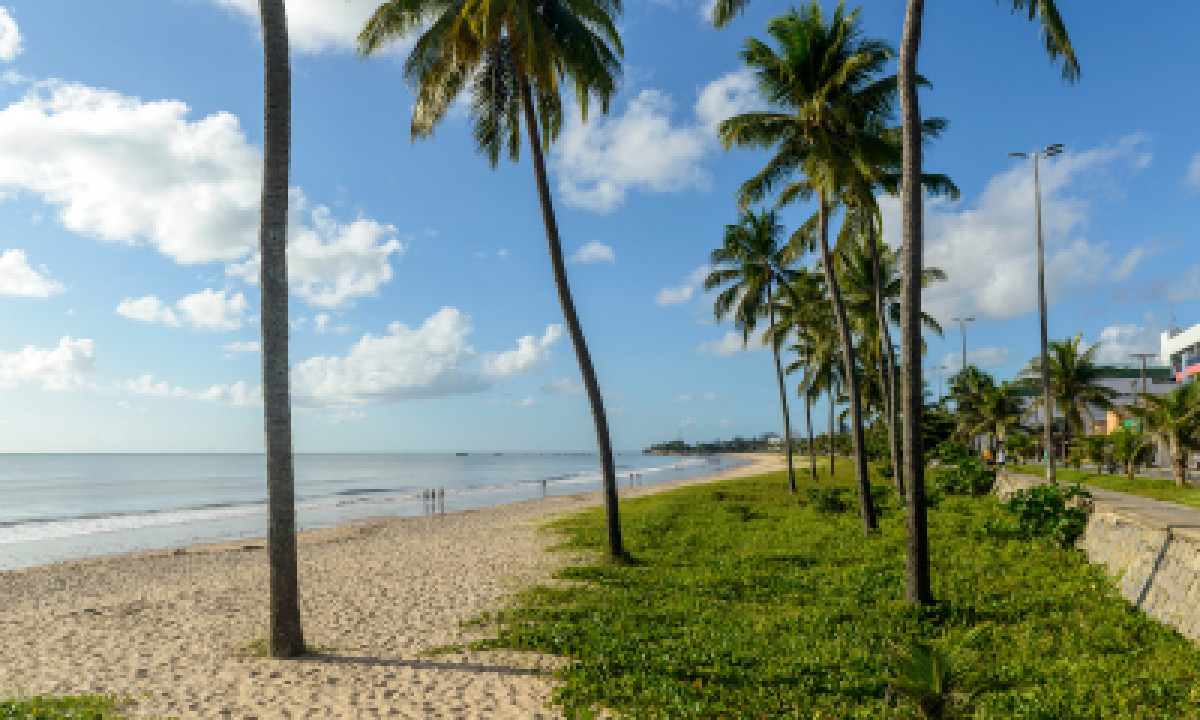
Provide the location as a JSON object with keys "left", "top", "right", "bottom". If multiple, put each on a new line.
{"left": 0, "top": 453, "right": 782, "bottom": 719}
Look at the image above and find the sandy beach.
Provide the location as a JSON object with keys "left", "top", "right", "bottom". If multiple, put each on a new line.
{"left": 0, "top": 453, "right": 781, "bottom": 719}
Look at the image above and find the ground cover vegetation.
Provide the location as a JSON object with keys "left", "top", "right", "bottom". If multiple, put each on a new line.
{"left": 477, "top": 468, "right": 1200, "bottom": 718}
{"left": 1012, "top": 464, "right": 1200, "bottom": 512}
{"left": 0, "top": 694, "right": 131, "bottom": 720}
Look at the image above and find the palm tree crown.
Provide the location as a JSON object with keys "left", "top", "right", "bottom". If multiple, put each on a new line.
{"left": 1021, "top": 334, "right": 1116, "bottom": 446}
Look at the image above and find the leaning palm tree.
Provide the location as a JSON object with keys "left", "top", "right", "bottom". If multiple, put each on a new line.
{"left": 258, "top": 0, "right": 305, "bottom": 658}
{"left": 1021, "top": 334, "right": 1116, "bottom": 457}
{"left": 1127, "top": 382, "right": 1200, "bottom": 487}
{"left": 720, "top": 2, "right": 894, "bottom": 534}
{"left": 359, "top": 0, "right": 627, "bottom": 560}
{"left": 705, "top": 208, "right": 799, "bottom": 491}
{"left": 894, "top": 0, "right": 1080, "bottom": 605}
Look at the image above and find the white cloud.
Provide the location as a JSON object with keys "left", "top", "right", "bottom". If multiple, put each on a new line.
{"left": 1185, "top": 152, "right": 1200, "bottom": 193}
{"left": 0, "top": 249, "right": 64, "bottom": 296}
{"left": 568, "top": 241, "right": 615, "bottom": 264}
{"left": 700, "top": 391, "right": 717, "bottom": 402}
{"left": 543, "top": 377, "right": 584, "bottom": 395}
{"left": 1091, "top": 323, "right": 1162, "bottom": 364}
{"left": 517, "top": 397, "right": 536, "bottom": 407}
{"left": 656, "top": 265, "right": 710, "bottom": 307}
{"left": 196, "top": 380, "right": 261, "bottom": 407}
{"left": 694, "top": 68, "right": 762, "bottom": 133}
{"left": 481, "top": 324, "right": 563, "bottom": 377}
{"left": 117, "top": 295, "right": 179, "bottom": 327}
{"left": 672, "top": 394, "right": 693, "bottom": 403}
{"left": 941, "top": 347, "right": 1013, "bottom": 370}
{"left": 673, "top": 391, "right": 717, "bottom": 403}
{"left": 680, "top": 417, "right": 695, "bottom": 427}
{"left": 695, "top": 330, "right": 765, "bottom": 357}
{"left": 880, "top": 133, "right": 1153, "bottom": 322}
{"left": 203, "top": 0, "right": 410, "bottom": 55}
{"left": 1110, "top": 244, "right": 1160, "bottom": 282}
{"left": 0, "top": 8, "right": 22, "bottom": 62}
{"left": 117, "top": 289, "right": 248, "bottom": 331}
{"left": 553, "top": 89, "right": 711, "bottom": 213}
{"left": 0, "top": 80, "right": 402, "bottom": 307}
{"left": 720, "top": 417, "right": 735, "bottom": 428}
{"left": 222, "top": 340, "right": 260, "bottom": 353}
{"left": 314, "top": 313, "right": 331, "bottom": 334}
{"left": 124, "top": 374, "right": 173, "bottom": 396}
{"left": 290, "top": 308, "right": 560, "bottom": 408}
{"left": 0, "top": 336, "right": 94, "bottom": 390}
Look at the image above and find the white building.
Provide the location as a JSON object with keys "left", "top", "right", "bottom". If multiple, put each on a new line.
{"left": 1162, "top": 323, "right": 1200, "bottom": 383}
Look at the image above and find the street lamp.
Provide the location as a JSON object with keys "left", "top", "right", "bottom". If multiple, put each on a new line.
{"left": 1010, "top": 143, "right": 1063, "bottom": 483}
{"left": 951, "top": 316, "right": 975, "bottom": 377}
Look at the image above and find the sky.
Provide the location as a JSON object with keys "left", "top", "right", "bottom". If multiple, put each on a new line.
{"left": 0, "top": 0, "right": 1195, "bottom": 453}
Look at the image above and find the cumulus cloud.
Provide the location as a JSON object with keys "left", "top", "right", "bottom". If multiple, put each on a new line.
{"left": 203, "top": 0, "right": 411, "bottom": 55}
{"left": 1091, "top": 323, "right": 1162, "bottom": 364}
{"left": 195, "top": 380, "right": 261, "bottom": 407}
{"left": 124, "top": 373, "right": 178, "bottom": 396}
{"left": 117, "top": 289, "right": 248, "bottom": 331}
{"left": 880, "top": 133, "right": 1153, "bottom": 323}
{"left": 0, "top": 8, "right": 22, "bottom": 62}
{"left": 0, "top": 249, "right": 64, "bottom": 296}
{"left": 695, "top": 330, "right": 766, "bottom": 357}
{"left": 290, "top": 308, "right": 561, "bottom": 408}
{"left": 568, "top": 241, "right": 615, "bottom": 264}
{"left": 656, "top": 265, "right": 710, "bottom": 307}
{"left": 481, "top": 325, "right": 562, "bottom": 377}
{"left": 0, "top": 336, "right": 94, "bottom": 390}
{"left": 0, "top": 80, "right": 402, "bottom": 307}
{"left": 222, "top": 340, "right": 260, "bottom": 352}
{"left": 552, "top": 72, "right": 761, "bottom": 213}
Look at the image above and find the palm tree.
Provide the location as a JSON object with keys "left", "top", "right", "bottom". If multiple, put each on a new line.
{"left": 946, "top": 365, "right": 996, "bottom": 454}
{"left": 258, "top": 0, "right": 305, "bottom": 658}
{"left": 772, "top": 270, "right": 830, "bottom": 484}
{"left": 1021, "top": 334, "right": 1116, "bottom": 456}
{"left": 895, "top": 0, "right": 1080, "bottom": 606}
{"left": 705, "top": 208, "right": 799, "bottom": 491}
{"left": 1109, "top": 426, "right": 1153, "bottom": 481}
{"left": 720, "top": 2, "right": 897, "bottom": 534}
{"left": 1006, "top": 432, "right": 1035, "bottom": 466}
{"left": 1128, "top": 382, "right": 1200, "bottom": 486}
{"left": 969, "top": 381, "right": 1025, "bottom": 460}
{"left": 359, "top": 0, "right": 627, "bottom": 560}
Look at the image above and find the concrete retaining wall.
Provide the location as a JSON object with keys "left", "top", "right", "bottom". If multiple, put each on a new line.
{"left": 996, "top": 473, "right": 1200, "bottom": 642}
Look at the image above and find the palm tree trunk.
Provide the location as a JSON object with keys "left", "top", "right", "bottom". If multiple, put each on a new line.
{"left": 805, "top": 351, "right": 818, "bottom": 484}
{"left": 816, "top": 194, "right": 876, "bottom": 534}
{"left": 769, "top": 301, "right": 797, "bottom": 493}
{"left": 828, "top": 375, "right": 835, "bottom": 474}
{"left": 899, "top": 0, "right": 932, "bottom": 605}
{"left": 258, "top": 0, "right": 305, "bottom": 658}
{"left": 867, "top": 220, "right": 903, "bottom": 499}
{"left": 519, "top": 77, "right": 624, "bottom": 560}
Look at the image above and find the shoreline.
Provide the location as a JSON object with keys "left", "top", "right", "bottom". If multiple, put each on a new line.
{"left": 0, "top": 453, "right": 781, "bottom": 719}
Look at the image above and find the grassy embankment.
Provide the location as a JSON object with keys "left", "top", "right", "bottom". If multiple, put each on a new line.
{"left": 471, "top": 465, "right": 1200, "bottom": 718}
{"left": 0, "top": 695, "right": 130, "bottom": 719}
{"left": 1012, "top": 464, "right": 1200, "bottom": 510}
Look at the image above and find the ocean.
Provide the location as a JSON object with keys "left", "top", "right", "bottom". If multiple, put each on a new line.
{"left": 0, "top": 453, "right": 743, "bottom": 572}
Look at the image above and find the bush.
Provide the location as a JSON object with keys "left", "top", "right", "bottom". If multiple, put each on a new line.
{"left": 931, "top": 458, "right": 996, "bottom": 496}
{"left": 928, "top": 439, "right": 969, "bottom": 465}
{"left": 804, "top": 486, "right": 851, "bottom": 513}
{"left": 989, "top": 483, "right": 1093, "bottom": 547}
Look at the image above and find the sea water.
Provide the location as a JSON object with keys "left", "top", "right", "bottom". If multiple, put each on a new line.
{"left": 0, "top": 453, "right": 743, "bottom": 572}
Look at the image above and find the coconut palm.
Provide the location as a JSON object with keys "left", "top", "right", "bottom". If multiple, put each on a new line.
{"left": 720, "top": 2, "right": 898, "bottom": 534}
{"left": 1127, "top": 382, "right": 1200, "bottom": 486}
{"left": 257, "top": 0, "right": 305, "bottom": 658}
{"left": 771, "top": 270, "right": 830, "bottom": 484}
{"left": 789, "top": 308, "right": 842, "bottom": 477}
{"left": 1109, "top": 426, "right": 1154, "bottom": 481}
{"left": 968, "top": 381, "right": 1025, "bottom": 460}
{"left": 705, "top": 208, "right": 800, "bottom": 491}
{"left": 895, "top": 0, "right": 1080, "bottom": 605}
{"left": 1021, "top": 334, "right": 1117, "bottom": 455}
{"left": 359, "top": 0, "right": 627, "bottom": 560}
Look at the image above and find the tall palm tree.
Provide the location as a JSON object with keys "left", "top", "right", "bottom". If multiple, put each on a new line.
{"left": 1127, "top": 382, "right": 1200, "bottom": 487}
{"left": 896, "top": 0, "right": 1080, "bottom": 605}
{"left": 258, "top": 0, "right": 305, "bottom": 658}
{"left": 720, "top": 2, "right": 897, "bottom": 533}
{"left": 789, "top": 311, "right": 842, "bottom": 477}
{"left": 1021, "top": 334, "right": 1116, "bottom": 456}
{"left": 968, "top": 381, "right": 1025, "bottom": 459}
{"left": 359, "top": 0, "right": 627, "bottom": 560}
{"left": 772, "top": 270, "right": 829, "bottom": 484}
{"left": 705, "top": 208, "right": 799, "bottom": 491}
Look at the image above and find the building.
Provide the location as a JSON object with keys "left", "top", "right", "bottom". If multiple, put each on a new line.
{"left": 1162, "top": 323, "right": 1200, "bottom": 383}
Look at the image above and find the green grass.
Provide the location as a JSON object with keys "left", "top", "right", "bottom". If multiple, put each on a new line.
{"left": 0, "top": 694, "right": 131, "bottom": 719}
{"left": 474, "top": 467, "right": 1200, "bottom": 718}
{"left": 1011, "top": 464, "right": 1200, "bottom": 511}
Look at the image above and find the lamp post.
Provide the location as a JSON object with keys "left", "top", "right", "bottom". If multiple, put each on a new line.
{"left": 1010, "top": 143, "right": 1063, "bottom": 483}
{"left": 951, "top": 316, "right": 975, "bottom": 376}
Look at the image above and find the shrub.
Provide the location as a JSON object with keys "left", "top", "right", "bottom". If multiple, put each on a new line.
{"left": 991, "top": 483, "right": 1093, "bottom": 547}
{"left": 931, "top": 458, "right": 996, "bottom": 496}
{"left": 804, "top": 486, "right": 851, "bottom": 513}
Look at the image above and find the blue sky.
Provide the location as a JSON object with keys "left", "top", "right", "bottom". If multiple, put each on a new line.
{"left": 0, "top": 0, "right": 1194, "bottom": 453}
